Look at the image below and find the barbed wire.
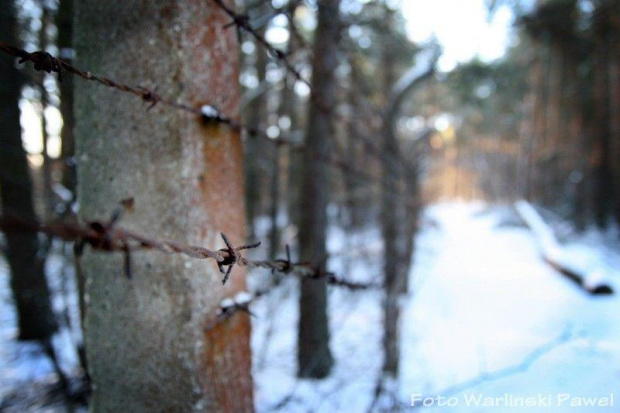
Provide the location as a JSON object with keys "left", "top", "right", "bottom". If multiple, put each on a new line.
{"left": 0, "top": 11, "right": 415, "bottom": 331}
{"left": 0, "top": 41, "right": 245, "bottom": 126}
{"left": 0, "top": 208, "right": 379, "bottom": 290}
{"left": 210, "top": 0, "right": 310, "bottom": 88}
{"left": 209, "top": 0, "right": 421, "bottom": 178}
{"left": 0, "top": 40, "right": 423, "bottom": 212}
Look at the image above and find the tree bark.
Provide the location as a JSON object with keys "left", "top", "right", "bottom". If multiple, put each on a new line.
{"left": 39, "top": 4, "right": 54, "bottom": 219}
{"left": 609, "top": 2, "right": 620, "bottom": 226}
{"left": 344, "top": 49, "right": 366, "bottom": 228}
{"left": 297, "top": 0, "right": 341, "bottom": 379}
{"left": 74, "top": 1, "right": 253, "bottom": 410}
{"left": 58, "top": 0, "right": 76, "bottom": 197}
{"left": 380, "top": 8, "right": 402, "bottom": 376}
{"left": 381, "top": 45, "right": 437, "bottom": 376}
{"left": 244, "top": 1, "right": 270, "bottom": 237}
{"left": 0, "top": 0, "right": 58, "bottom": 342}
{"left": 592, "top": 4, "right": 613, "bottom": 228}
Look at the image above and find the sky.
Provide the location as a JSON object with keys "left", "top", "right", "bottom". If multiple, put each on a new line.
{"left": 399, "top": 0, "right": 515, "bottom": 72}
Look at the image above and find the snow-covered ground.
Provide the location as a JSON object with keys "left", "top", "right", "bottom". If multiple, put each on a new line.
{"left": 1, "top": 203, "right": 619, "bottom": 411}
{"left": 0, "top": 241, "right": 85, "bottom": 411}
{"left": 253, "top": 203, "right": 620, "bottom": 412}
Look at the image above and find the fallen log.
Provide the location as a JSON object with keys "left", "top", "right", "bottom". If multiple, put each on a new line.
{"left": 514, "top": 200, "right": 613, "bottom": 295}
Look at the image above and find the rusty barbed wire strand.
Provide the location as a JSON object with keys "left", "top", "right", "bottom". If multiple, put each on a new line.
{"left": 0, "top": 41, "right": 420, "bottom": 211}
{"left": 0, "top": 40, "right": 419, "bottom": 217}
{"left": 210, "top": 0, "right": 310, "bottom": 88}
{"left": 0, "top": 40, "right": 255, "bottom": 137}
{"left": 209, "top": 254, "right": 377, "bottom": 330}
{"left": 0, "top": 36, "right": 413, "bottom": 187}
{"left": 209, "top": 0, "right": 421, "bottom": 179}
{"left": 0, "top": 213, "right": 378, "bottom": 290}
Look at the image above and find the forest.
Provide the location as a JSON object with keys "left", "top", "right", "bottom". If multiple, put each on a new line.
{"left": 0, "top": 0, "right": 619, "bottom": 412}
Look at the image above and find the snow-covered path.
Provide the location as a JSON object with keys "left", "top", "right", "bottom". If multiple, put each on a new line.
{"left": 400, "top": 203, "right": 620, "bottom": 412}
{"left": 1, "top": 203, "right": 618, "bottom": 411}
{"left": 253, "top": 203, "right": 620, "bottom": 412}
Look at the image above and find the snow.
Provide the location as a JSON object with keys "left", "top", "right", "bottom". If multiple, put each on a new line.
{"left": 252, "top": 203, "right": 620, "bottom": 412}
{"left": 0, "top": 240, "right": 84, "bottom": 411}
{"left": 1, "top": 203, "right": 619, "bottom": 411}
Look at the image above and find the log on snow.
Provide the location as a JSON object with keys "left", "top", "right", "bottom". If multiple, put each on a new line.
{"left": 514, "top": 200, "right": 613, "bottom": 295}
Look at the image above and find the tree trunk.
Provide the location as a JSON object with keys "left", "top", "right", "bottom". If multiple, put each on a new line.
{"left": 380, "top": 8, "right": 402, "bottom": 376}
{"left": 0, "top": 0, "right": 58, "bottom": 342}
{"left": 74, "top": 1, "right": 253, "bottom": 410}
{"left": 344, "top": 50, "right": 366, "bottom": 228}
{"left": 297, "top": 0, "right": 341, "bottom": 379}
{"left": 381, "top": 45, "right": 436, "bottom": 376}
{"left": 268, "top": 143, "right": 281, "bottom": 260}
{"left": 39, "top": 4, "right": 54, "bottom": 219}
{"left": 593, "top": 6, "right": 613, "bottom": 228}
{"left": 58, "top": 0, "right": 76, "bottom": 197}
{"left": 244, "top": 1, "right": 270, "bottom": 237}
{"left": 610, "top": 2, "right": 620, "bottom": 226}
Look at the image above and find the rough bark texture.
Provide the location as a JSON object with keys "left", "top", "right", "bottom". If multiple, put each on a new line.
{"left": 74, "top": 1, "right": 253, "bottom": 411}
{"left": 297, "top": 0, "right": 341, "bottom": 379}
{"left": 0, "top": 0, "right": 58, "bottom": 341}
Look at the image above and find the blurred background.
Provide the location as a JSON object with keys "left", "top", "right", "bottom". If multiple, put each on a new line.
{"left": 0, "top": 0, "right": 619, "bottom": 411}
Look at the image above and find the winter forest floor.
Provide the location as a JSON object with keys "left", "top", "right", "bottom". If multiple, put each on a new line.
{"left": 1, "top": 203, "right": 619, "bottom": 412}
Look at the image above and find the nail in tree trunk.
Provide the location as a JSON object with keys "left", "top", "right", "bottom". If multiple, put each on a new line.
{"left": 74, "top": 1, "right": 253, "bottom": 410}
{"left": 297, "top": 0, "right": 341, "bottom": 379}
{"left": 0, "top": 0, "right": 58, "bottom": 342}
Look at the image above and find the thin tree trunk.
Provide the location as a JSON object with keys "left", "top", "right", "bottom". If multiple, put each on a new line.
{"left": 74, "top": 1, "right": 253, "bottom": 410}
{"left": 297, "top": 0, "right": 341, "bottom": 379}
{"left": 593, "top": 7, "right": 613, "bottom": 228}
{"left": 381, "top": 45, "right": 436, "bottom": 376}
{"left": 244, "top": 1, "right": 270, "bottom": 237}
{"left": 58, "top": 0, "right": 76, "bottom": 197}
{"left": 610, "top": 3, "right": 620, "bottom": 226}
{"left": 268, "top": 143, "right": 281, "bottom": 260}
{"left": 380, "top": 8, "right": 402, "bottom": 376}
{"left": 39, "top": 4, "right": 54, "bottom": 219}
{"left": 0, "top": 0, "right": 57, "bottom": 341}
{"left": 344, "top": 50, "right": 365, "bottom": 228}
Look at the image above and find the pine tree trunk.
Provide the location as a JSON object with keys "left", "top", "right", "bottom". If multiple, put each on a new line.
{"left": 58, "top": 0, "right": 76, "bottom": 197}
{"left": 593, "top": 7, "right": 613, "bottom": 227}
{"left": 380, "top": 11, "right": 402, "bottom": 375}
{"left": 74, "top": 1, "right": 253, "bottom": 410}
{"left": 380, "top": 38, "right": 435, "bottom": 375}
{"left": 344, "top": 50, "right": 366, "bottom": 228}
{"left": 0, "top": 0, "right": 58, "bottom": 342}
{"left": 268, "top": 143, "right": 281, "bottom": 260}
{"left": 39, "top": 5, "right": 54, "bottom": 219}
{"left": 244, "top": 1, "right": 270, "bottom": 237}
{"left": 610, "top": 3, "right": 620, "bottom": 226}
{"left": 297, "top": 0, "right": 341, "bottom": 379}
